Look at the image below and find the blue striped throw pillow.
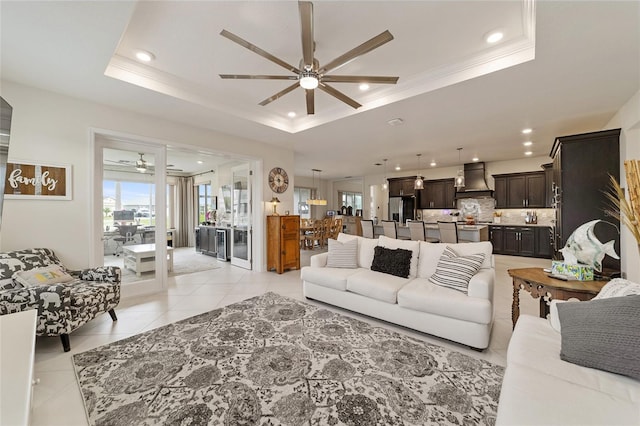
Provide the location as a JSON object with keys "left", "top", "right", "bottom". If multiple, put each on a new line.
{"left": 429, "top": 246, "right": 485, "bottom": 294}
{"left": 326, "top": 238, "right": 358, "bottom": 268}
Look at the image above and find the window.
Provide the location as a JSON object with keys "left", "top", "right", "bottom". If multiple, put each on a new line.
{"left": 197, "top": 183, "right": 216, "bottom": 224}
{"left": 103, "top": 180, "right": 156, "bottom": 228}
{"left": 294, "top": 187, "right": 311, "bottom": 219}
{"left": 340, "top": 191, "right": 362, "bottom": 210}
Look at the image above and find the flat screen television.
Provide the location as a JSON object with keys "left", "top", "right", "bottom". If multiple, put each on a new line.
{"left": 113, "top": 210, "right": 135, "bottom": 222}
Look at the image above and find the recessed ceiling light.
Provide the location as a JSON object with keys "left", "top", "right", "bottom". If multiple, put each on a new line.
{"left": 287, "top": 111, "right": 296, "bottom": 118}
{"left": 523, "top": 141, "right": 533, "bottom": 146}
{"left": 395, "top": 165, "right": 401, "bottom": 171}
{"left": 524, "top": 151, "right": 533, "bottom": 156}
{"left": 135, "top": 50, "right": 155, "bottom": 62}
{"left": 359, "top": 83, "right": 370, "bottom": 91}
{"left": 472, "top": 157, "right": 479, "bottom": 162}
{"left": 486, "top": 31, "right": 504, "bottom": 44}
{"left": 387, "top": 118, "right": 404, "bottom": 127}
{"left": 197, "top": 160, "right": 204, "bottom": 164}
{"left": 522, "top": 128, "right": 532, "bottom": 134}
{"left": 430, "top": 161, "right": 436, "bottom": 167}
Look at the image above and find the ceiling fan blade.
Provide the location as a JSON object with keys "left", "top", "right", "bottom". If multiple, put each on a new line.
{"left": 305, "top": 89, "right": 314, "bottom": 115}
{"left": 299, "top": 1, "right": 314, "bottom": 67}
{"left": 219, "top": 74, "right": 298, "bottom": 80}
{"left": 321, "top": 75, "right": 399, "bottom": 84}
{"left": 220, "top": 29, "right": 300, "bottom": 74}
{"left": 319, "top": 30, "right": 394, "bottom": 74}
{"left": 259, "top": 82, "right": 300, "bottom": 106}
{"left": 318, "top": 83, "right": 362, "bottom": 109}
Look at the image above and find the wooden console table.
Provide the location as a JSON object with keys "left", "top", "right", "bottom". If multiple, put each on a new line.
{"left": 508, "top": 267, "right": 608, "bottom": 328}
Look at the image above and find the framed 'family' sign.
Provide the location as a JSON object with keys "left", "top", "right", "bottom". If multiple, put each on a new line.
{"left": 4, "top": 160, "right": 72, "bottom": 200}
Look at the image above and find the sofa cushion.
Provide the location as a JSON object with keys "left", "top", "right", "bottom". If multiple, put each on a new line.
{"left": 326, "top": 238, "right": 358, "bottom": 268}
{"left": 370, "top": 246, "right": 412, "bottom": 278}
{"left": 557, "top": 295, "right": 640, "bottom": 380}
{"left": 417, "top": 241, "right": 493, "bottom": 278}
{"left": 397, "top": 278, "right": 493, "bottom": 324}
{"left": 508, "top": 315, "right": 640, "bottom": 404}
{"left": 301, "top": 266, "right": 361, "bottom": 291}
{"left": 377, "top": 235, "right": 420, "bottom": 278}
{"left": 428, "top": 246, "right": 485, "bottom": 294}
{"left": 346, "top": 269, "right": 410, "bottom": 303}
{"left": 337, "top": 233, "right": 378, "bottom": 269}
{"left": 13, "top": 265, "right": 74, "bottom": 288}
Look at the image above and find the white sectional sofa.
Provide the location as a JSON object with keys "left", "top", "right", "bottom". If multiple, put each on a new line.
{"left": 300, "top": 233, "right": 495, "bottom": 349}
{"left": 497, "top": 314, "right": 640, "bottom": 425}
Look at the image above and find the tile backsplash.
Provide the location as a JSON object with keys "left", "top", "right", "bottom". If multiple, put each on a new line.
{"left": 418, "top": 197, "right": 554, "bottom": 226}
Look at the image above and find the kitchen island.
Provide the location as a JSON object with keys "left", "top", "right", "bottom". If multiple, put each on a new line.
{"left": 372, "top": 223, "right": 489, "bottom": 242}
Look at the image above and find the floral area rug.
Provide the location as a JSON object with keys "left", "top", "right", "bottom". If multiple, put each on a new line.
{"left": 72, "top": 292, "right": 503, "bottom": 425}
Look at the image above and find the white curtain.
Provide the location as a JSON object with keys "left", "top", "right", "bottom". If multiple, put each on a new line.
{"left": 175, "top": 176, "right": 195, "bottom": 247}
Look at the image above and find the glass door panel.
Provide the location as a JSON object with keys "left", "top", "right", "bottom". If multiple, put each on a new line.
{"left": 231, "top": 164, "right": 251, "bottom": 269}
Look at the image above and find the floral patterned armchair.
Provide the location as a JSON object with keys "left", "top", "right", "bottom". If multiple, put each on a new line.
{"left": 0, "top": 248, "right": 121, "bottom": 351}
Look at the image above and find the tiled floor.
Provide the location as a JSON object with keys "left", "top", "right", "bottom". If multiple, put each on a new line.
{"left": 29, "top": 251, "right": 547, "bottom": 426}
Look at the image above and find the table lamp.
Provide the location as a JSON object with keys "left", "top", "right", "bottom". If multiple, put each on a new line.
{"left": 270, "top": 197, "right": 280, "bottom": 215}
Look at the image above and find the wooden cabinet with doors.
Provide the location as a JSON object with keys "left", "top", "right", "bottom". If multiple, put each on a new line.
{"left": 542, "top": 163, "right": 554, "bottom": 207}
{"left": 489, "top": 225, "right": 504, "bottom": 253}
{"left": 419, "top": 179, "right": 456, "bottom": 209}
{"left": 502, "top": 226, "right": 535, "bottom": 257}
{"left": 267, "top": 215, "right": 300, "bottom": 274}
{"left": 388, "top": 177, "right": 416, "bottom": 197}
{"left": 535, "top": 226, "right": 553, "bottom": 258}
{"left": 493, "top": 172, "right": 546, "bottom": 208}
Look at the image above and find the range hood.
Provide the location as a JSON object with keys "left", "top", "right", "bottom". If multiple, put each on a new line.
{"left": 455, "top": 162, "right": 494, "bottom": 199}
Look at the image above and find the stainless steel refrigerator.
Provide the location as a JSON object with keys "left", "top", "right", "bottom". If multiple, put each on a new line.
{"left": 389, "top": 196, "right": 415, "bottom": 224}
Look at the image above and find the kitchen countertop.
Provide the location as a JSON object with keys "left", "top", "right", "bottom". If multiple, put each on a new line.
{"left": 423, "top": 222, "right": 552, "bottom": 228}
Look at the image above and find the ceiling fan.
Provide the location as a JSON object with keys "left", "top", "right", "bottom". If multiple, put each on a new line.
{"left": 219, "top": 1, "right": 399, "bottom": 114}
{"left": 105, "top": 153, "right": 183, "bottom": 174}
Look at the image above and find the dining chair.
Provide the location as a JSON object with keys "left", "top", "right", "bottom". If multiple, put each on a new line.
{"left": 113, "top": 225, "right": 139, "bottom": 256}
{"left": 437, "top": 221, "right": 459, "bottom": 244}
{"left": 304, "top": 220, "right": 324, "bottom": 250}
{"left": 408, "top": 221, "right": 439, "bottom": 243}
{"left": 329, "top": 218, "right": 343, "bottom": 240}
{"left": 381, "top": 220, "right": 399, "bottom": 239}
{"left": 361, "top": 219, "right": 375, "bottom": 238}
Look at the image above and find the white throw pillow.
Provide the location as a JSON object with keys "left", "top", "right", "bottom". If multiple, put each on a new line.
{"left": 593, "top": 278, "right": 640, "bottom": 300}
{"left": 326, "top": 238, "right": 358, "bottom": 269}
{"left": 428, "top": 246, "right": 485, "bottom": 294}
{"left": 12, "top": 265, "right": 74, "bottom": 287}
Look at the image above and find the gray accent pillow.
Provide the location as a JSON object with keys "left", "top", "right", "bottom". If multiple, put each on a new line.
{"left": 558, "top": 295, "right": 640, "bottom": 380}
{"left": 326, "top": 238, "right": 358, "bottom": 269}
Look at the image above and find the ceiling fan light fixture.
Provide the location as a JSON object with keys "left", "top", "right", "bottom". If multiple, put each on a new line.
{"left": 299, "top": 70, "right": 319, "bottom": 90}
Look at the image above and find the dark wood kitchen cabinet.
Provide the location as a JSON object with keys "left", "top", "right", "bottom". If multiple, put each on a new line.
{"left": 551, "top": 129, "right": 620, "bottom": 272}
{"left": 489, "top": 226, "right": 504, "bottom": 253}
{"left": 419, "top": 179, "right": 455, "bottom": 209}
{"left": 502, "top": 226, "right": 535, "bottom": 257}
{"left": 493, "top": 171, "right": 545, "bottom": 208}
{"left": 542, "top": 163, "right": 554, "bottom": 208}
{"left": 388, "top": 178, "right": 415, "bottom": 197}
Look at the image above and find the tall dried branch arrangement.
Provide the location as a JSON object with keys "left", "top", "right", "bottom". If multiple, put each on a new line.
{"left": 604, "top": 160, "right": 640, "bottom": 244}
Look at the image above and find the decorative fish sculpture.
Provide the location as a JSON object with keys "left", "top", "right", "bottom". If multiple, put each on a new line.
{"left": 560, "top": 219, "right": 619, "bottom": 272}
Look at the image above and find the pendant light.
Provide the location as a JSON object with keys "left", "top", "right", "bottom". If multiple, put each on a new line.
{"left": 414, "top": 154, "right": 424, "bottom": 190}
{"left": 308, "top": 168, "right": 327, "bottom": 206}
{"left": 382, "top": 158, "right": 388, "bottom": 191}
{"left": 455, "top": 147, "right": 465, "bottom": 188}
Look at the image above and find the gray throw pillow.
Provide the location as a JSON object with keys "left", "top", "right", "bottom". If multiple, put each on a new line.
{"left": 326, "top": 238, "right": 358, "bottom": 269}
{"left": 557, "top": 295, "right": 640, "bottom": 380}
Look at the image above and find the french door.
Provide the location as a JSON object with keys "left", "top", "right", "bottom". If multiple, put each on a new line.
{"left": 93, "top": 134, "right": 168, "bottom": 296}
{"left": 230, "top": 164, "right": 252, "bottom": 269}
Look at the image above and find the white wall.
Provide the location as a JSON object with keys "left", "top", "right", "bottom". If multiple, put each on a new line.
{"left": 605, "top": 89, "right": 640, "bottom": 281}
{"left": 0, "top": 81, "right": 295, "bottom": 271}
